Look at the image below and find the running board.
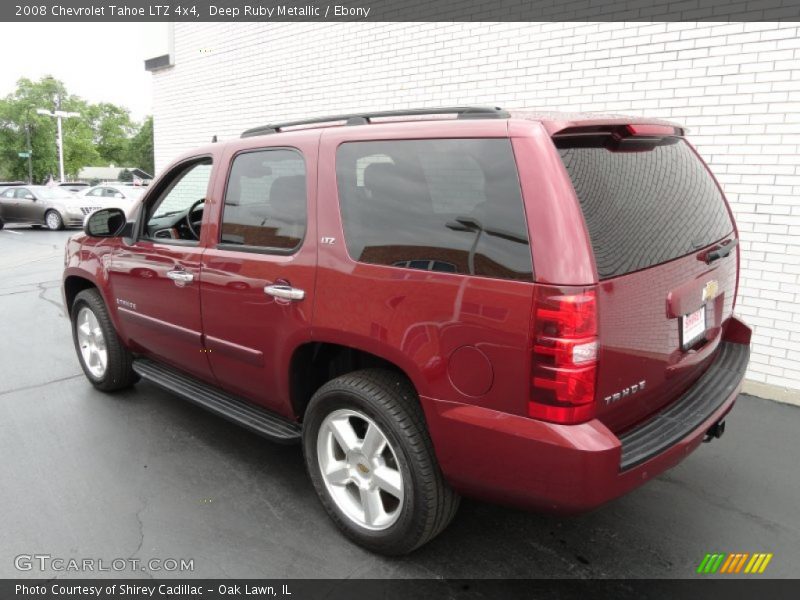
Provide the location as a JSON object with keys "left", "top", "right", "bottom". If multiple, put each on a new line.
{"left": 132, "top": 358, "right": 301, "bottom": 444}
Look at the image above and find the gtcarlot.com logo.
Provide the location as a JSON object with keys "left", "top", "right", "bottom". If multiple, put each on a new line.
{"left": 14, "top": 554, "right": 194, "bottom": 573}
{"left": 697, "top": 552, "right": 773, "bottom": 574}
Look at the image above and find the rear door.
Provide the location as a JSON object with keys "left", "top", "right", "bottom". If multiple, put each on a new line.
{"left": 555, "top": 131, "right": 737, "bottom": 433}
{"left": 315, "top": 123, "right": 535, "bottom": 415}
{"left": 0, "top": 188, "right": 17, "bottom": 221}
{"left": 199, "top": 137, "right": 317, "bottom": 417}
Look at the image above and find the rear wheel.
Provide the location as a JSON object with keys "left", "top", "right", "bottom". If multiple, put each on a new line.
{"left": 71, "top": 288, "right": 137, "bottom": 391}
{"left": 45, "top": 210, "right": 63, "bottom": 231}
{"left": 303, "top": 369, "right": 459, "bottom": 555}
{"left": 0, "top": 219, "right": 4, "bottom": 230}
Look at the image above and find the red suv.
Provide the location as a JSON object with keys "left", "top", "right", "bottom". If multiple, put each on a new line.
{"left": 63, "top": 107, "right": 750, "bottom": 554}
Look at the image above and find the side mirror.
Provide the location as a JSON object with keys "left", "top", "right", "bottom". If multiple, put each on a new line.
{"left": 25, "top": 194, "right": 35, "bottom": 201}
{"left": 84, "top": 208, "right": 127, "bottom": 238}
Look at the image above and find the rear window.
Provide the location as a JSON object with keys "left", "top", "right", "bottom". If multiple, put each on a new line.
{"left": 557, "top": 139, "right": 733, "bottom": 279}
{"left": 336, "top": 139, "right": 532, "bottom": 282}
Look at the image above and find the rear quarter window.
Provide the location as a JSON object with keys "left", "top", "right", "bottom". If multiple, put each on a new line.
{"left": 557, "top": 139, "right": 734, "bottom": 279}
{"left": 336, "top": 138, "right": 533, "bottom": 282}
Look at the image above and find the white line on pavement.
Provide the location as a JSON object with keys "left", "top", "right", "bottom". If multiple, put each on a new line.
{"left": 1, "top": 229, "right": 22, "bottom": 235}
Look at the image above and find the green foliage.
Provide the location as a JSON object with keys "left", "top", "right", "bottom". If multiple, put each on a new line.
{"left": 0, "top": 76, "right": 153, "bottom": 182}
{"left": 128, "top": 116, "right": 154, "bottom": 176}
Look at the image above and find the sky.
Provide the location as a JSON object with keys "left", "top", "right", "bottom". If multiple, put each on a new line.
{"left": 0, "top": 23, "right": 153, "bottom": 121}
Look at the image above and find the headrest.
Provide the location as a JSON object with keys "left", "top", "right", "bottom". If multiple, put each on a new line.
{"left": 269, "top": 175, "right": 305, "bottom": 218}
{"left": 363, "top": 162, "right": 403, "bottom": 196}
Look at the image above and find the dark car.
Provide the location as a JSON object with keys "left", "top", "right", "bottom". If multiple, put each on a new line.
{"left": 0, "top": 185, "right": 103, "bottom": 230}
{"left": 62, "top": 107, "right": 750, "bottom": 554}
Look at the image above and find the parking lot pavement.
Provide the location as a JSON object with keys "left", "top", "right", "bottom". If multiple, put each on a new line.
{"left": 1, "top": 226, "right": 799, "bottom": 579}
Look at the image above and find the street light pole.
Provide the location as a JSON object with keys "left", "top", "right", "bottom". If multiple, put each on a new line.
{"left": 25, "top": 123, "right": 33, "bottom": 184}
{"left": 36, "top": 94, "right": 79, "bottom": 183}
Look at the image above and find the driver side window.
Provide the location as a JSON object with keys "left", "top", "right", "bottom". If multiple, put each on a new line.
{"left": 143, "top": 158, "right": 212, "bottom": 242}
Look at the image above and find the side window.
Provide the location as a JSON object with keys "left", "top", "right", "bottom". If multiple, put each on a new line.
{"left": 336, "top": 139, "right": 532, "bottom": 281}
{"left": 220, "top": 149, "right": 306, "bottom": 251}
{"left": 87, "top": 188, "right": 103, "bottom": 197}
{"left": 17, "top": 188, "right": 34, "bottom": 199}
{"left": 1, "top": 189, "right": 15, "bottom": 198}
{"left": 144, "top": 159, "right": 212, "bottom": 241}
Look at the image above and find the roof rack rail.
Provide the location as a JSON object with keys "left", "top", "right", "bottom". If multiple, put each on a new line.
{"left": 240, "top": 106, "right": 509, "bottom": 137}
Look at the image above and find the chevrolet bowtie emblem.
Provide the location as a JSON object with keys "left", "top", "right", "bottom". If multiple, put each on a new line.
{"left": 702, "top": 280, "right": 719, "bottom": 302}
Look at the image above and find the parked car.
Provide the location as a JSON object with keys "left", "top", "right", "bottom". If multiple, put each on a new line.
{"left": 0, "top": 185, "right": 103, "bottom": 230}
{"left": 63, "top": 107, "right": 751, "bottom": 554}
{"left": 58, "top": 182, "right": 91, "bottom": 194}
{"left": 80, "top": 184, "right": 146, "bottom": 218}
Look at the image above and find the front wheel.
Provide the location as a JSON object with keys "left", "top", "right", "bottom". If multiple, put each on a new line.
{"left": 303, "top": 369, "right": 459, "bottom": 555}
{"left": 71, "top": 288, "right": 137, "bottom": 391}
{"left": 45, "top": 210, "right": 64, "bottom": 231}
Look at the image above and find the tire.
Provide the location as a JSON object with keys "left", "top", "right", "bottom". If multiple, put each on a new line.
{"left": 0, "top": 219, "right": 4, "bottom": 230}
{"left": 70, "top": 288, "right": 137, "bottom": 392}
{"left": 303, "top": 369, "right": 459, "bottom": 555}
{"left": 45, "top": 210, "right": 64, "bottom": 231}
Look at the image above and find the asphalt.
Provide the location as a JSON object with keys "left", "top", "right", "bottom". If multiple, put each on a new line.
{"left": 1, "top": 226, "right": 798, "bottom": 580}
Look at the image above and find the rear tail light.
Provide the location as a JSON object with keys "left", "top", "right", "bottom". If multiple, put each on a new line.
{"left": 529, "top": 286, "right": 598, "bottom": 424}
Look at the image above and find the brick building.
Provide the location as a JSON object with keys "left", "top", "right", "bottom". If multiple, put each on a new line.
{"left": 145, "top": 22, "right": 800, "bottom": 402}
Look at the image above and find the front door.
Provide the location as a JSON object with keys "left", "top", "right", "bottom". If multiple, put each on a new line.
{"left": 109, "top": 157, "right": 216, "bottom": 381}
{"left": 200, "top": 140, "right": 317, "bottom": 417}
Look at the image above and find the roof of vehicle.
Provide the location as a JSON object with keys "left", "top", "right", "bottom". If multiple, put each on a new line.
{"left": 237, "top": 107, "right": 683, "bottom": 139}
{"left": 85, "top": 184, "right": 146, "bottom": 194}
{"left": 169, "top": 107, "right": 686, "bottom": 169}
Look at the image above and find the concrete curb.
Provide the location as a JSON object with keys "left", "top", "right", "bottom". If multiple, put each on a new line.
{"left": 743, "top": 380, "right": 800, "bottom": 408}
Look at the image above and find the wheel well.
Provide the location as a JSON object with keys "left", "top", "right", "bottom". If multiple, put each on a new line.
{"left": 290, "top": 343, "right": 413, "bottom": 419}
{"left": 63, "top": 276, "right": 96, "bottom": 313}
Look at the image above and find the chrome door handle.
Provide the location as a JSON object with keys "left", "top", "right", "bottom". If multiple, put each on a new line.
{"left": 264, "top": 284, "right": 305, "bottom": 301}
{"left": 166, "top": 270, "right": 194, "bottom": 285}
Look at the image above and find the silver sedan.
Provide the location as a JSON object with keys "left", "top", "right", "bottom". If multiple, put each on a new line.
{"left": 0, "top": 185, "right": 105, "bottom": 230}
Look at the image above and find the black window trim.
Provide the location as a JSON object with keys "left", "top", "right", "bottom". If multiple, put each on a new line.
{"left": 134, "top": 154, "right": 213, "bottom": 247}
{"left": 217, "top": 146, "right": 308, "bottom": 257}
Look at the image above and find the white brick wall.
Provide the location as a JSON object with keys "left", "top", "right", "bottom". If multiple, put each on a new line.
{"left": 150, "top": 22, "right": 800, "bottom": 395}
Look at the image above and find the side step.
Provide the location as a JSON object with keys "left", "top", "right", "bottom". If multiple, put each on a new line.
{"left": 132, "top": 358, "right": 301, "bottom": 444}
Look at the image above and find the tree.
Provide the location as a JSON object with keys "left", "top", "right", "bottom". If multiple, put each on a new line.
{"left": 86, "top": 102, "right": 136, "bottom": 166}
{"left": 0, "top": 76, "right": 150, "bottom": 182}
{"left": 127, "top": 116, "right": 154, "bottom": 176}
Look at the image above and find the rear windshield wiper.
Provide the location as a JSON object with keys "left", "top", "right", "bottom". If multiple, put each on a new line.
{"left": 705, "top": 238, "right": 738, "bottom": 264}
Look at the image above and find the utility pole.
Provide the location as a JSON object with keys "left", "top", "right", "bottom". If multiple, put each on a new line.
{"left": 36, "top": 93, "right": 79, "bottom": 183}
{"left": 25, "top": 123, "right": 33, "bottom": 184}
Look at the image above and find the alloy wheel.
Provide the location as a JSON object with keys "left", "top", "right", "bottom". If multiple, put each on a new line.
{"left": 76, "top": 306, "right": 108, "bottom": 378}
{"left": 317, "top": 408, "right": 404, "bottom": 531}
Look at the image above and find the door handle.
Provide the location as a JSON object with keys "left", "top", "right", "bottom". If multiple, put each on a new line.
{"left": 166, "top": 270, "right": 194, "bottom": 285}
{"left": 264, "top": 284, "right": 305, "bottom": 301}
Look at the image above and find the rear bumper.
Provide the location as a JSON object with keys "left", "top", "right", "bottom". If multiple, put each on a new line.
{"left": 424, "top": 327, "right": 750, "bottom": 513}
